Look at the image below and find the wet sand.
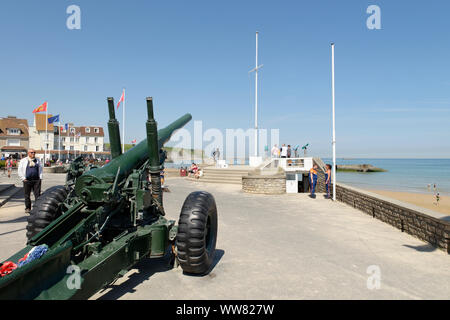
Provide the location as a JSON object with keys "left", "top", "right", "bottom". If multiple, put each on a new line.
{"left": 368, "top": 189, "right": 450, "bottom": 215}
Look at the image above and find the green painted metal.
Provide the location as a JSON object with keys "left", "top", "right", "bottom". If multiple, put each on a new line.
{"left": 0, "top": 98, "right": 192, "bottom": 300}
{"left": 75, "top": 112, "right": 192, "bottom": 203}
{"left": 107, "top": 97, "right": 122, "bottom": 159}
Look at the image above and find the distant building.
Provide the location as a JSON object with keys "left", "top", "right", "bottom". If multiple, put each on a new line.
{"left": 28, "top": 113, "right": 55, "bottom": 161}
{"left": 29, "top": 114, "right": 108, "bottom": 161}
{"left": 0, "top": 116, "right": 29, "bottom": 159}
{"left": 59, "top": 124, "right": 107, "bottom": 160}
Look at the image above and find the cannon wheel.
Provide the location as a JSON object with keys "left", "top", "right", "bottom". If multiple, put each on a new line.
{"left": 26, "top": 185, "right": 69, "bottom": 241}
{"left": 176, "top": 191, "right": 218, "bottom": 275}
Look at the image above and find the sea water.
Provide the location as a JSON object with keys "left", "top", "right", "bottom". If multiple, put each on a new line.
{"left": 322, "top": 158, "right": 450, "bottom": 196}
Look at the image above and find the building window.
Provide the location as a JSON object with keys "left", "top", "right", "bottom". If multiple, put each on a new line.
{"left": 76, "top": 138, "right": 79, "bottom": 143}
{"left": 94, "top": 137, "right": 98, "bottom": 143}
{"left": 7, "top": 139, "right": 20, "bottom": 146}
{"left": 84, "top": 145, "right": 87, "bottom": 151}
{"left": 70, "top": 137, "right": 74, "bottom": 143}
{"left": 7, "top": 128, "right": 20, "bottom": 135}
{"left": 96, "top": 146, "right": 99, "bottom": 152}
{"left": 94, "top": 128, "right": 99, "bottom": 133}
{"left": 70, "top": 146, "right": 74, "bottom": 151}
{"left": 85, "top": 128, "right": 90, "bottom": 133}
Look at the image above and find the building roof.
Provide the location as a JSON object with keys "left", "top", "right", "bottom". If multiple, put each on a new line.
{"left": 63, "top": 126, "right": 104, "bottom": 137}
{"left": 0, "top": 116, "right": 29, "bottom": 138}
{"left": 0, "top": 145, "right": 28, "bottom": 151}
{"left": 35, "top": 113, "right": 54, "bottom": 131}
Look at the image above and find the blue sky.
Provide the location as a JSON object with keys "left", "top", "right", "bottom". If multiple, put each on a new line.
{"left": 1, "top": 0, "right": 449, "bottom": 158}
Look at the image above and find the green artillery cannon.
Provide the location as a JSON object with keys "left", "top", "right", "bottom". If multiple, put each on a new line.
{"left": 0, "top": 97, "right": 218, "bottom": 300}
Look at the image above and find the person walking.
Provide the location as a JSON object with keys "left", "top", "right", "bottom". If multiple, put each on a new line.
{"left": 6, "top": 157, "right": 13, "bottom": 178}
{"left": 280, "top": 144, "right": 287, "bottom": 158}
{"left": 18, "top": 149, "right": 43, "bottom": 214}
{"left": 271, "top": 144, "right": 279, "bottom": 158}
{"left": 309, "top": 164, "right": 318, "bottom": 198}
{"left": 325, "top": 164, "right": 332, "bottom": 199}
{"left": 287, "top": 145, "right": 292, "bottom": 158}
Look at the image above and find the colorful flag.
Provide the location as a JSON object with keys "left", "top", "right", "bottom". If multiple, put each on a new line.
{"left": 131, "top": 139, "right": 136, "bottom": 144}
{"left": 48, "top": 114, "right": 60, "bottom": 124}
{"left": 117, "top": 90, "right": 125, "bottom": 110}
{"left": 32, "top": 101, "right": 47, "bottom": 113}
{"left": 65, "top": 123, "right": 69, "bottom": 131}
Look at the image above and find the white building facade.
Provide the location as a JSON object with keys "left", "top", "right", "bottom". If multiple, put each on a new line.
{"left": 29, "top": 114, "right": 108, "bottom": 161}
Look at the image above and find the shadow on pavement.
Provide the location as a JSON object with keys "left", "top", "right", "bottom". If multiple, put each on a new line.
{"left": 0, "top": 216, "right": 28, "bottom": 224}
{"left": 403, "top": 244, "right": 437, "bottom": 253}
{"left": 97, "top": 248, "right": 225, "bottom": 300}
{"left": 182, "top": 249, "right": 225, "bottom": 277}
{"left": 97, "top": 253, "right": 174, "bottom": 300}
{"left": 0, "top": 228, "right": 26, "bottom": 236}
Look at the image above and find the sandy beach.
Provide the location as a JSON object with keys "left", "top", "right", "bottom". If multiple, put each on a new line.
{"left": 368, "top": 189, "right": 450, "bottom": 215}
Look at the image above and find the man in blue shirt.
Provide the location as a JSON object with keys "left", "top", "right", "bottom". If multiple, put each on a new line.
{"left": 18, "top": 149, "right": 43, "bottom": 213}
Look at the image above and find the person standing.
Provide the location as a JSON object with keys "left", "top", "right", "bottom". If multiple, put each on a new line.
{"left": 271, "top": 144, "right": 279, "bottom": 158}
{"left": 216, "top": 147, "right": 220, "bottom": 160}
{"left": 287, "top": 145, "right": 292, "bottom": 158}
{"left": 280, "top": 144, "right": 287, "bottom": 158}
{"left": 18, "top": 149, "right": 43, "bottom": 213}
{"left": 309, "top": 164, "right": 318, "bottom": 198}
{"left": 325, "top": 164, "right": 332, "bottom": 199}
{"left": 6, "top": 157, "right": 13, "bottom": 178}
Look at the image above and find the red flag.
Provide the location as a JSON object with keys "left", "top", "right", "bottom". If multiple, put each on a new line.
{"left": 117, "top": 90, "right": 124, "bottom": 110}
{"left": 32, "top": 101, "right": 47, "bottom": 113}
{"left": 131, "top": 139, "right": 136, "bottom": 144}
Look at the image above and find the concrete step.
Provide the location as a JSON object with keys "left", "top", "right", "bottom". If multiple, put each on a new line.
{"left": 188, "top": 177, "right": 241, "bottom": 184}
{"left": 203, "top": 168, "right": 255, "bottom": 174}
{"left": 0, "top": 185, "right": 22, "bottom": 208}
{"left": 198, "top": 177, "right": 242, "bottom": 183}
{"left": 203, "top": 173, "right": 243, "bottom": 178}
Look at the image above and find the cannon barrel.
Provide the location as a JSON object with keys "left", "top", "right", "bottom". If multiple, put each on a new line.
{"left": 74, "top": 112, "right": 192, "bottom": 202}
{"left": 107, "top": 97, "right": 122, "bottom": 159}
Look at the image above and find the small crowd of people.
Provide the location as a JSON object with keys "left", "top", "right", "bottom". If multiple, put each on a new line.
{"left": 309, "top": 163, "right": 333, "bottom": 199}
{"left": 179, "top": 163, "right": 203, "bottom": 179}
{"left": 271, "top": 144, "right": 299, "bottom": 158}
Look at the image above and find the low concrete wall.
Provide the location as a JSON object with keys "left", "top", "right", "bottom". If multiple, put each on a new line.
{"left": 313, "top": 160, "right": 450, "bottom": 254}
{"left": 43, "top": 166, "right": 67, "bottom": 174}
{"left": 334, "top": 184, "right": 450, "bottom": 253}
{"left": 242, "top": 174, "right": 286, "bottom": 194}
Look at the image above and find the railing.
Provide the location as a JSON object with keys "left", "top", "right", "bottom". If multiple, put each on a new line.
{"left": 260, "top": 157, "right": 314, "bottom": 171}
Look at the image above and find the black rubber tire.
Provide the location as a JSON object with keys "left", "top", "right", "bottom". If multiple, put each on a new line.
{"left": 176, "top": 191, "right": 218, "bottom": 275}
{"left": 26, "top": 185, "right": 69, "bottom": 241}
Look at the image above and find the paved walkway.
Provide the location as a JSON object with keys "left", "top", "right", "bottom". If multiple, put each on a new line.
{"left": 0, "top": 173, "right": 449, "bottom": 299}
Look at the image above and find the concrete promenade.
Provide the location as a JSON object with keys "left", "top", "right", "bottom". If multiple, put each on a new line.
{"left": 0, "top": 172, "right": 449, "bottom": 299}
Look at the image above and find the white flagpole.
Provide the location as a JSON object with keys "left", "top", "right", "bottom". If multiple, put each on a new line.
{"left": 74, "top": 130, "right": 76, "bottom": 159}
{"left": 331, "top": 43, "right": 337, "bottom": 202}
{"left": 67, "top": 123, "right": 69, "bottom": 160}
{"left": 122, "top": 88, "right": 125, "bottom": 154}
{"left": 45, "top": 104, "right": 48, "bottom": 164}
{"left": 254, "top": 32, "right": 258, "bottom": 157}
{"left": 58, "top": 117, "right": 61, "bottom": 162}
